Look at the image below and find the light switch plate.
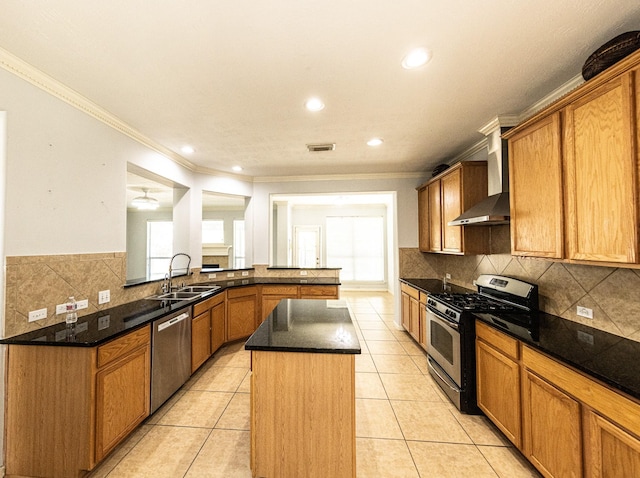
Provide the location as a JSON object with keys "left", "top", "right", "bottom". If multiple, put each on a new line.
{"left": 300, "top": 270, "right": 308, "bottom": 276}
{"left": 76, "top": 299, "right": 89, "bottom": 310}
{"left": 227, "top": 272, "right": 235, "bottom": 278}
{"left": 242, "top": 271, "right": 249, "bottom": 276}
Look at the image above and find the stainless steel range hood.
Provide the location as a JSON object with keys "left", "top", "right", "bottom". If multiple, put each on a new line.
{"left": 448, "top": 118, "right": 517, "bottom": 226}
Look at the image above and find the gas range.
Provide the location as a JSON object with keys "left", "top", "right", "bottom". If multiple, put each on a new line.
{"left": 424, "top": 274, "right": 538, "bottom": 414}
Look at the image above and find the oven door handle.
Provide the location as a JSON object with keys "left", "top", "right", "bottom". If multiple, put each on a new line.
{"left": 427, "top": 356, "right": 460, "bottom": 392}
{"left": 426, "top": 306, "right": 460, "bottom": 332}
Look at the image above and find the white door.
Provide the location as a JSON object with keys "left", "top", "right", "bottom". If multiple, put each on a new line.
{"left": 293, "top": 226, "right": 321, "bottom": 267}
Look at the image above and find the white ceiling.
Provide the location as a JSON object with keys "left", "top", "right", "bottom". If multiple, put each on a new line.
{"left": 1, "top": 1, "right": 640, "bottom": 178}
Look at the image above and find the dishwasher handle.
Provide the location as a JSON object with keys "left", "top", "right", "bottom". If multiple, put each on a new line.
{"left": 157, "top": 312, "right": 190, "bottom": 332}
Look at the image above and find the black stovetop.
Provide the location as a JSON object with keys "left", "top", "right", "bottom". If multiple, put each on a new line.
{"left": 429, "top": 292, "right": 520, "bottom": 313}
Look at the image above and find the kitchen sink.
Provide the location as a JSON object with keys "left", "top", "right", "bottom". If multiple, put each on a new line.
{"left": 179, "top": 285, "right": 220, "bottom": 293}
{"left": 146, "top": 285, "right": 221, "bottom": 302}
{"left": 156, "top": 291, "right": 202, "bottom": 300}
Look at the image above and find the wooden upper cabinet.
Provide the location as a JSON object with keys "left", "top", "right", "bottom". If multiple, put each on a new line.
{"left": 441, "top": 168, "right": 463, "bottom": 252}
{"left": 417, "top": 185, "right": 430, "bottom": 252}
{"left": 428, "top": 180, "right": 442, "bottom": 252}
{"left": 564, "top": 73, "right": 637, "bottom": 263}
{"left": 417, "top": 162, "right": 489, "bottom": 255}
{"left": 505, "top": 50, "right": 640, "bottom": 267}
{"left": 508, "top": 112, "right": 564, "bottom": 258}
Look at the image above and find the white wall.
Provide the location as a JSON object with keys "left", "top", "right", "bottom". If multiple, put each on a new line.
{"left": 0, "top": 68, "right": 254, "bottom": 262}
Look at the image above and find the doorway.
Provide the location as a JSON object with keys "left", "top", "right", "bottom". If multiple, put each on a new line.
{"left": 293, "top": 225, "right": 321, "bottom": 267}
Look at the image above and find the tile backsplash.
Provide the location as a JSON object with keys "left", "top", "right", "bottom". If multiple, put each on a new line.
{"left": 3, "top": 254, "right": 340, "bottom": 338}
{"left": 400, "top": 225, "right": 640, "bottom": 342}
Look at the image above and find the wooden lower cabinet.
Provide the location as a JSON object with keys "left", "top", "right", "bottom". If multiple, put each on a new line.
{"left": 585, "top": 409, "right": 640, "bottom": 478}
{"left": 477, "top": 322, "right": 640, "bottom": 478}
{"left": 210, "top": 295, "right": 226, "bottom": 353}
{"left": 475, "top": 321, "right": 521, "bottom": 447}
{"left": 260, "top": 284, "right": 340, "bottom": 322}
{"left": 5, "top": 325, "right": 151, "bottom": 478}
{"left": 419, "top": 292, "right": 427, "bottom": 349}
{"left": 299, "top": 284, "right": 339, "bottom": 299}
{"left": 522, "top": 370, "right": 582, "bottom": 478}
{"left": 261, "top": 285, "right": 299, "bottom": 321}
{"left": 227, "top": 286, "right": 258, "bottom": 341}
{"left": 191, "top": 309, "right": 212, "bottom": 372}
{"left": 191, "top": 291, "right": 227, "bottom": 372}
{"left": 400, "top": 283, "right": 421, "bottom": 343}
{"left": 95, "top": 338, "right": 151, "bottom": 462}
{"left": 251, "top": 350, "right": 355, "bottom": 477}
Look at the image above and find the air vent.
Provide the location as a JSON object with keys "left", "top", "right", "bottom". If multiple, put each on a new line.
{"left": 307, "top": 143, "right": 336, "bottom": 152}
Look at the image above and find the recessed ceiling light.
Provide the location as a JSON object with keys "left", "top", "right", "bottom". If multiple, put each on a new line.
{"left": 402, "top": 48, "right": 431, "bottom": 69}
{"left": 181, "top": 145, "right": 195, "bottom": 154}
{"left": 305, "top": 97, "right": 325, "bottom": 112}
{"left": 367, "top": 138, "right": 384, "bottom": 147}
{"left": 232, "top": 165, "right": 243, "bottom": 172}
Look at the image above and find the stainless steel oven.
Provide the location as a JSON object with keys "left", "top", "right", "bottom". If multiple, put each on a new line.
{"left": 426, "top": 307, "right": 461, "bottom": 389}
{"left": 425, "top": 274, "right": 539, "bottom": 414}
{"left": 425, "top": 298, "right": 474, "bottom": 412}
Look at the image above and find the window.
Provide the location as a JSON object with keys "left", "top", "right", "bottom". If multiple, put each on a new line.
{"left": 147, "top": 221, "right": 173, "bottom": 280}
{"left": 233, "top": 219, "right": 245, "bottom": 268}
{"left": 326, "top": 216, "right": 384, "bottom": 282}
{"left": 202, "top": 220, "right": 224, "bottom": 243}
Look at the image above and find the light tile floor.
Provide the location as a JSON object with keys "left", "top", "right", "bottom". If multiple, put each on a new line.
{"left": 89, "top": 291, "right": 541, "bottom": 478}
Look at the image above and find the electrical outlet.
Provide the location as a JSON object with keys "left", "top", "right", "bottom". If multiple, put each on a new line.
{"left": 227, "top": 272, "right": 235, "bottom": 278}
{"left": 28, "top": 308, "right": 47, "bottom": 322}
{"left": 208, "top": 273, "right": 217, "bottom": 279}
{"left": 577, "top": 306, "right": 593, "bottom": 319}
{"left": 98, "top": 290, "right": 110, "bottom": 304}
{"left": 300, "top": 270, "right": 308, "bottom": 276}
{"left": 445, "top": 273, "right": 451, "bottom": 280}
{"left": 76, "top": 299, "right": 89, "bottom": 310}
{"left": 242, "top": 271, "right": 249, "bottom": 277}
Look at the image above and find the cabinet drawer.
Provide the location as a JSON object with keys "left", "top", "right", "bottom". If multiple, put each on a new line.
{"left": 400, "top": 283, "right": 420, "bottom": 300}
{"left": 299, "top": 285, "right": 339, "bottom": 298}
{"left": 476, "top": 321, "right": 519, "bottom": 360}
{"left": 227, "top": 286, "right": 256, "bottom": 299}
{"left": 97, "top": 325, "right": 150, "bottom": 369}
{"left": 193, "top": 291, "right": 225, "bottom": 316}
{"left": 262, "top": 285, "right": 299, "bottom": 296}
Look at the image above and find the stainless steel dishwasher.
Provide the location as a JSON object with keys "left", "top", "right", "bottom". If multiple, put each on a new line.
{"left": 150, "top": 306, "right": 192, "bottom": 413}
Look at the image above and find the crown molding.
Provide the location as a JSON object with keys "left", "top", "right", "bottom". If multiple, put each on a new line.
{"left": 253, "top": 171, "right": 424, "bottom": 183}
{"left": 518, "top": 73, "right": 585, "bottom": 121}
{"left": 449, "top": 137, "right": 489, "bottom": 164}
{"left": 0, "top": 46, "right": 196, "bottom": 171}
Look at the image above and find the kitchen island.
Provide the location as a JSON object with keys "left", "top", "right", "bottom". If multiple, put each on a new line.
{"left": 245, "top": 299, "right": 360, "bottom": 478}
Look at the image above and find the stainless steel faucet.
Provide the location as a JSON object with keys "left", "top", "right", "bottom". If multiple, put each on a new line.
{"left": 168, "top": 253, "right": 191, "bottom": 291}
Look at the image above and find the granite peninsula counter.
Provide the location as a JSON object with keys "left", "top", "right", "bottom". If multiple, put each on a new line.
{"left": 245, "top": 299, "right": 360, "bottom": 478}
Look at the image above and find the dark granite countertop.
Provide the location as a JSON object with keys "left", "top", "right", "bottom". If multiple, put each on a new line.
{"left": 245, "top": 299, "right": 361, "bottom": 354}
{"left": 1, "top": 277, "right": 341, "bottom": 348}
{"left": 400, "top": 278, "right": 474, "bottom": 295}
